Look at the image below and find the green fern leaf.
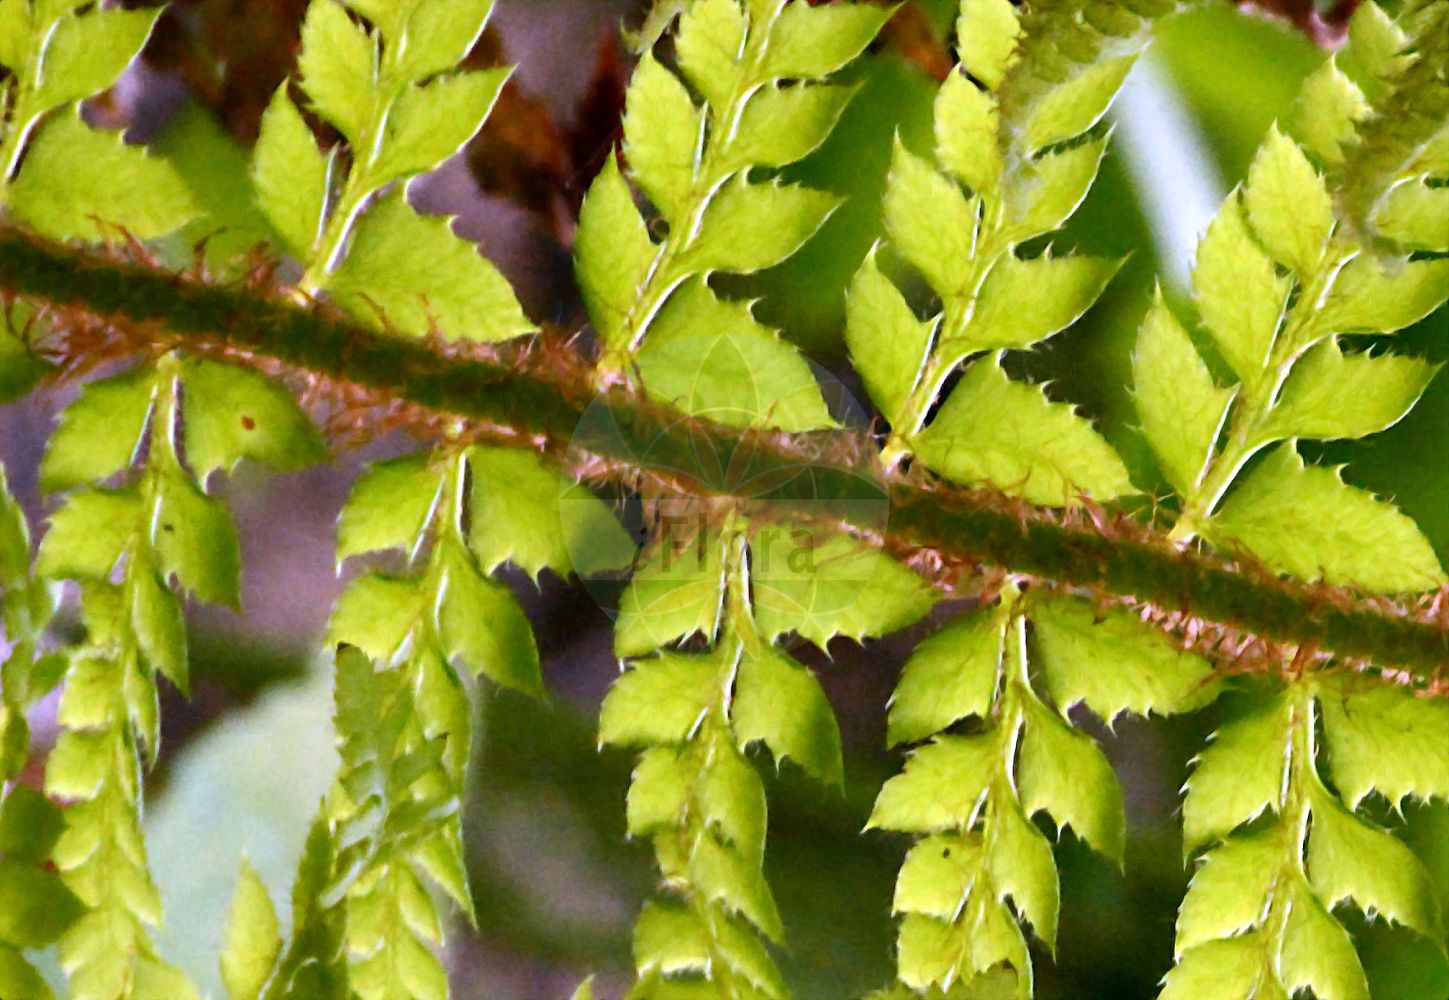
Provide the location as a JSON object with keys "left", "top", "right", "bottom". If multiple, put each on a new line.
{"left": 1017, "top": 697, "right": 1124, "bottom": 863}
{"left": 1007, "top": 138, "right": 1109, "bottom": 241}
{"left": 622, "top": 53, "right": 704, "bottom": 223}
{"left": 336, "top": 454, "right": 444, "bottom": 561}
{"left": 762, "top": 1, "right": 891, "bottom": 80}
{"left": 844, "top": 248, "right": 937, "bottom": 433}
{"left": 575, "top": 152, "right": 655, "bottom": 351}
{"left": 0, "top": 788, "right": 83, "bottom": 950}
{"left": 897, "top": 910, "right": 1029, "bottom": 994}
{"left": 1206, "top": 444, "right": 1445, "bottom": 592}
{"left": 1181, "top": 690, "right": 1294, "bottom": 854}
{"left": 615, "top": 530, "right": 726, "bottom": 658}
{"left": 750, "top": 527, "right": 935, "bottom": 647}
{"left": 846, "top": 0, "right": 1147, "bottom": 477}
{"left": 29, "top": 6, "right": 158, "bottom": 112}
{"left": 297, "top": 0, "right": 375, "bottom": 142}
{"left": 36, "top": 489, "right": 141, "bottom": 582}
{"left": 990, "top": 794, "right": 1060, "bottom": 948}
{"left": 688, "top": 829, "right": 784, "bottom": 941}
{"left": 153, "top": 470, "right": 243, "bottom": 606}
{"left": 326, "top": 193, "right": 533, "bottom": 341}
{"left": 914, "top": 358, "right": 1134, "bottom": 506}
{"left": 1131, "top": 291, "right": 1235, "bottom": 498}
{"left": 732, "top": 644, "right": 843, "bottom": 786}
{"left": 48, "top": 650, "right": 201, "bottom": 999}
{"left": 894, "top": 833, "right": 984, "bottom": 919}
{"left": 1259, "top": 338, "right": 1438, "bottom": 442}
{"left": 370, "top": 68, "right": 509, "bottom": 186}
{"left": 130, "top": 560, "right": 188, "bottom": 691}
{"left": 0, "top": 946, "right": 53, "bottom": 1000}
{"left": 675, "top": 0, "right": 745, "bottom": 110}
{"left": 1344, "top": 1, "right": 1410, "bottom": 83}
{"left": 626, "top": 750, "right": 693, "bottom": 838}
{"left": 259, "top": 812, "right": 348, "bottom": 1000}
{"left": 888, "top": 606, "right": 1007, "bottom": 748}
{"left": 1164, "top": 677, "right": 1435, "bottom": 1000}
{"left": 583, "top": 0, "right": 880, "bottom": 378}
{"left": 1160, "top": 935, "right": 1285, "bottom": 1000}
{"left": 1318, "top": 675, "right": 1449, "bottom": 808}
{"left": 435, "top": 542, "right": 542, "bottom": 694}
{"left": 868, "top": 735, "right": 998, "bottom": 834}
{"left": 600, "top": 653, "right": 718, "bottom": 748}
{"left": 1030, "top": 596, "right": 1219, "bottom": 722}
{"left": 1288, "top": 63, "right": 1367, "bottom": 166}
{"left": 221, "top": 861, "right": 283, "bottom": 1000}
{"left": 1021, "top": 54, "right": 1135, "bottom": 152}
{"left": 386, "top": 0, "right": 495, "bottom": 80}
{"left": 724, "top": 81, "right": 857, "bottom": 171}
{"left": 328, "top": 646, "right": 454, "bottom": 1000}
{"left": 637, "top": 280, "right": 835, "bottom": 431}
{"left": 945, "top": 253, "right": 1121, "bottom": 357}
{"left": 333, "top": 449, "right": 546, "bottom": 692}
{"left": 467, "top": 446, "right": 635, "bottom": 578}
{"left": 1306, "top": 782, "right": 1441, "bottom": 940}
{"left": 1191, "top": 193, "right": 1289, "bottom": 383}
{"left": 956, "top": 0, "right": 1021, "bottom": 90}
{"left": 38, "top": 367, "right": 155, "bottom": 493}
{"left": 881, "top": 139, "right": 978, "bottom": 296}
{"left": 0, "top": 1, "right": 26, "bottom": 73}
{"left": 1376, "top": 181, "right": 1449, "bottom": 251}
{"left": 0, "top": 467, "right": 56, "bottom": 780}
{"left": 271, "top": 0, "right": 525, "bottom": 341}
{"left": 1316, "top": 255, "right": 1449, "bottom": 335}
{"left": 180, "top": 359, "right": 326, "bottom": 480}
{"left": 934, "top": 70, "right": 1002, "bottom": 196}
{"left": 1173, "top": 829, "right": 1282, "bottom": 956}
{"left": 1241, "top": 125, "right": 1335, "bottom": 274}
{"left": 1277, "top": 882, "right": 1371, "bottom": 1000}
{"left": 8, "top": 112, "right": 196, "bottom": 241}
{"left": 0, "top": 0, "right": 159, "bottom": 187}
{"left": 681, "top": 176, "right": 840, "bottom": 274}
{"left": 252, "top": 86, "right": 332, "bottom": 260}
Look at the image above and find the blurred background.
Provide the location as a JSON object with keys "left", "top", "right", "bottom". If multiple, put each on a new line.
{"left": 4, "top": 1, "right": 1449, "bottom": 997}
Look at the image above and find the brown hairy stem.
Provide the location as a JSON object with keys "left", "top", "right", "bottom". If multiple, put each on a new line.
{"left": 2, "top": 223, "right": 1447, "bottom": 679}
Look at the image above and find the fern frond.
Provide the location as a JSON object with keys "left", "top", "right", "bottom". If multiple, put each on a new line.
{"left": 253, "top": 0, "right": 529, "bottom": 341}
{"left": 322, "top": 443, "right": 630, "bottom": 995}
{"left": 32, "top": 352, "right": 322, "bottom": 999}
{"left": 872, "top": 588, "right": 1214, "bottom": 996}
{"left": 846, "top": 0, "right": 1164, "bottom": 502}
{"left": 10, "top": 224, "right": 1449, "bottom": 674}
{"left": 1165, "top": 676, "right": 1444, "bottom": 1000}
{"left": 253, "top": 814, "right": 350, "bottom": 1000}
{"left": 606, "top": 514, "right": 933, "bottom": 997}
{"left": 1330, "top": 1, "right": 1449, "bottom": 248}
{"left": 578, "top": 0, "right": 889, "bottom": 381}
{"left": 1137, "top": 54, "right": 1449, "bottom": 592}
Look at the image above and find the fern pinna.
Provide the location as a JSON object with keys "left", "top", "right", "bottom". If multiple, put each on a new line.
{"left": 0, "top": 0, "right": 1448, "bottom": 998}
